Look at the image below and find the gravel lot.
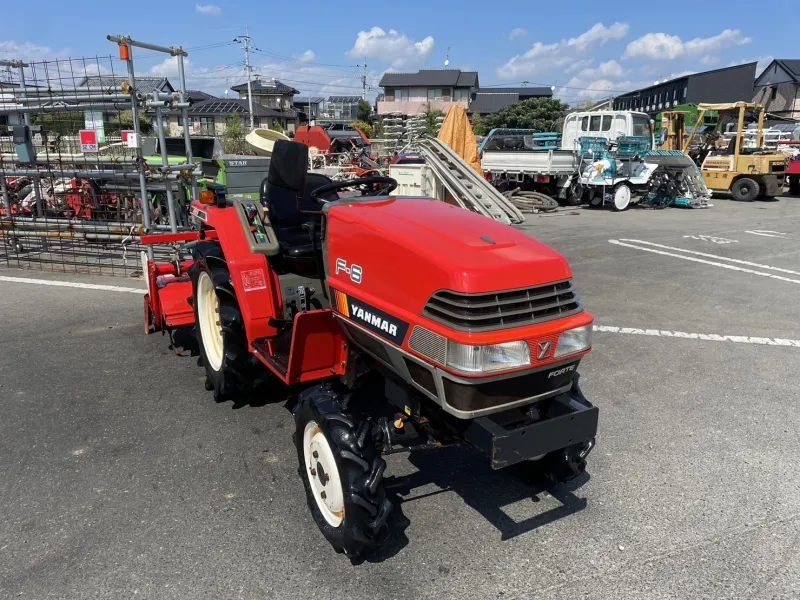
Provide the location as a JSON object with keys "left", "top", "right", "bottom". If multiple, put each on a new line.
{"left": 1, "top": 196, "right": 799, "bottom": 599}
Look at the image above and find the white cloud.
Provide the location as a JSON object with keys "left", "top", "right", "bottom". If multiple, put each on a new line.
{"left": 497, "top": 22, "right": 629, "bottom": 78}
{"left": 596, "top": 60, "right": 625, "bottom": 78}
{"left": 346, "top": 27, "right": 434, "bottom": 69}
{"left": 509, "top": 28, "right": 527, "bottom": 40}
{"left": 293, "top": 50, "right": 316, "bottom": 63}
{"left": 0, "top": 40, "right": 70, "bottom": 62}
{"left": 560, "top": 60, "right": 628, "bottom": 100}
{"left": 149, "top": 56, "right": 191, "bottom": 77}
{"left": 195, "top": 4, "right": 221, "bottom": 15}
{"left": 565, "top": 58, "right": 594, "bottom": 75}
{"left": 623, "top": 28, "right": 751, "bottom": 60}
{"left": 623, "top": 33, "right": 684, "bottom": 60}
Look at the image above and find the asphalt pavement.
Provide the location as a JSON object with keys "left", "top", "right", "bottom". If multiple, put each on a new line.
{"left": 1, "top": 195, "right": 799, "bottom": 599}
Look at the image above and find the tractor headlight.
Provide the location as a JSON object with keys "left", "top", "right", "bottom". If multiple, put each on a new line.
{"left": 554, "top": 325, "right": 592, "bottom": 358}
{"left": 446, "top": 341, "right": 530, "bottom": 374}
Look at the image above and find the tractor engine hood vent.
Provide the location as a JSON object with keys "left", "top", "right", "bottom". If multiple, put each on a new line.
{"left": 424, "top": 280, "right": 581, "bottom": 332}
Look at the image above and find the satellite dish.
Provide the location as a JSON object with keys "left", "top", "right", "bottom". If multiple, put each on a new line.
{"left": 444, "top": 59, "right": 450, "bottom": 67}
{"left": 224, "top": 89, "right": 229, "bottom": 98}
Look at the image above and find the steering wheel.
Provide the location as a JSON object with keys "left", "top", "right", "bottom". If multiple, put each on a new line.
{"left": 310, "top": 176, "right": 398, "bottom": 201}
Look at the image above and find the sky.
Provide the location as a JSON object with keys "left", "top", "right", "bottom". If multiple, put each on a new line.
{"left": 1, "top": 0, "right": 795, "bottom": 105}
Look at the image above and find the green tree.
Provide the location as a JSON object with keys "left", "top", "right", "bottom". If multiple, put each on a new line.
{"left": 486, "top": 97, "right": 570, "bottom": 132}
{"left": 356, "top": 100, "right": 373, "bottom": 123}
{"left": 471, "top": 114, "right": 489, "bottom": 136}
{"left": 424, "top": 106, "right": 446, "bottom": 136}
{"left": 222, "top": 112, "right": 247, "bottom": 154}
{"left": 271, "top": 121, "right": 284, "bottom": 134}
{"left": 350, "top": 120, "right": 373, "bottom": 138}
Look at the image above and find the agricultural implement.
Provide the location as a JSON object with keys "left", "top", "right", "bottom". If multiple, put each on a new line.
{"left": 141, "top": 140, "right": 598, "bottom": 558}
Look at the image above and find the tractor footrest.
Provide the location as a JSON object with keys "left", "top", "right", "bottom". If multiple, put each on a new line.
{"left": 464, "top": 384, "right": 598, "bottom": 470}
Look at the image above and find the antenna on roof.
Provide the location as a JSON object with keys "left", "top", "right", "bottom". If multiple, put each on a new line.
{"left": 444, "top": 46, "right": 450, "bottom": 68}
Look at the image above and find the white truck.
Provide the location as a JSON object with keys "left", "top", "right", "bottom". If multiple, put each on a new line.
{"left": 480, "top": 111, "right": 654, "bottom": 205}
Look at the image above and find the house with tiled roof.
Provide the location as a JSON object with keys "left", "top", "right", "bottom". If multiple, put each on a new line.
{"left": 167, "top": 98, "right": 286, "bottom": 136}
{"left": 753, "top": 59, "right": 800, "bottom": 120}
{"left": 377, "top": 69, "right": 480, "bottom": 116}
{"left": 231, "top": 78, "right": 300, "bottom": 132}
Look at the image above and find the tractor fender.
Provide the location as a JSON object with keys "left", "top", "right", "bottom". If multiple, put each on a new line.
{"left": 190, "top": 242, "right": 234, "bottom": 297}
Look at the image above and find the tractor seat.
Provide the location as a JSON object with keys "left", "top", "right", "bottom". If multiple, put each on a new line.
{"left": 260, "top": 172, "right": 338, "bottom": 272}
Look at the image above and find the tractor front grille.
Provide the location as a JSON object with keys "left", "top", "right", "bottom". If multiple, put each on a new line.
{"left": 423, "top": 280, "right": 581, "bottom": 332}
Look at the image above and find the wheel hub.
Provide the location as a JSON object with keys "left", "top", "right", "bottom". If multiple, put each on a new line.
{"left": 196, "top": 271, "right": 224, "bottom": 372}
{"left": 303, "top": 421, "right": 344, "bottom": 527}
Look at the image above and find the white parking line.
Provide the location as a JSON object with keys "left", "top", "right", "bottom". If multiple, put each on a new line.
{"left": 594, "top": 325, "right": 800, "bottom": 347}
{"left": 0, "top": 275, "right": 146, "bottom": 294}
{"left": 609, "top": 240, "right": 800, "bottom": 285}
{"left": 683, "top": 234, "right": 738, "bottom": 244}
{"left": 745, "top": 230, "right": 791, "bottom": 239}
{"left": 618, "top": 239, "right": 800, "bottom": 275}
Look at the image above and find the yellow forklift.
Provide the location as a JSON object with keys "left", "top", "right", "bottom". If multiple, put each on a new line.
{"left": 682, "top": 102, "right": 787, "bottom": 201}
{"left": 658, "top": 111, "right": 689, "bottom": 151}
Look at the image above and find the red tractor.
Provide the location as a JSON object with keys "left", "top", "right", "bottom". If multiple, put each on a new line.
{"left": 142, "top": 141, "right": 598, "bottom": 558}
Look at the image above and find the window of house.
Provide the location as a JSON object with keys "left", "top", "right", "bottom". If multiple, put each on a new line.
{"left": 673, "top": 89, "right": 677, "bottom": 100}
{"left": 601, "top": 115, "right": 612, "bottom": 131}
{"left": 771, "top": 86, "right": 778, "bottom": 100}
{"left": 199, "top": 116, "right": 214, "bottom": 135}
{"left": 683, "top": 87, "right": 688, "bottom": 100}
{"left": 580, "top": 116, "right": 588, "bottom": 131}
{"left": 454, "top": 88, "right": 469, "bottom": 101}
{"left": 589, "top": 115, "right": 601, "bottom": 131}
{"left": 397, "top": 88, "right": 409, "bottom": 101}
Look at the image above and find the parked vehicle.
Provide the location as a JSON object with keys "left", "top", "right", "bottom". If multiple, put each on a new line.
{"left": 683, "top": 103, "right": 787, "bottom": 201}
{"left": 578, "top": 136, "right": 711, "bottom": 211}
{"left": 481, "top": 111, "right": 655, "bottom": 205}
{"left": 141, "top": 140, "right": 598, "bottom": 559}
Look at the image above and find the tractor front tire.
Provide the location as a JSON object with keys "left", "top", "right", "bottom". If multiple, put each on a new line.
{"left": 731, "top": 178, "right": 759, "bottom": 202}
{"left": 190, "top": 250, "right": 254, "bottom": 403}
{"left": 295, "top": 387, "right": 392, "bottom": 559}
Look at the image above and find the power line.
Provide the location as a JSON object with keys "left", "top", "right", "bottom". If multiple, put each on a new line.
{"left": 250, "top": 48, "right": 357, "bottom": 70}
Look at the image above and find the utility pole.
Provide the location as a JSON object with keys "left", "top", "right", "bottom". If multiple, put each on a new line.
{"left": 234, "top": 28, "right": 255, "bottom": 130}
{"left": 358, "top": 59, "right": 367, "bottom": 100}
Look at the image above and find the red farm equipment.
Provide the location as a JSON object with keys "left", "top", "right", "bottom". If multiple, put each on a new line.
{"left": 141, "top": 140, "right": 598, "bottom": 558}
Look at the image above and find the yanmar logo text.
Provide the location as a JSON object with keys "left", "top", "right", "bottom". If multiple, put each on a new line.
{"left": 330, "top": 288, "right": 410, "bottom": 345}
{"left": 352, "top": 304, "right": 398, "bottom": 337}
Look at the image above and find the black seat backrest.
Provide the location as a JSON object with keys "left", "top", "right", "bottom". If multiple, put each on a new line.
{"left": 260, "top": 140, "right": 309, "bottom": 228}
{"left": 260, "top": 172, "right": 337, "bottom": 230}
{"left": 726, "top": 136, "right": 737, "bottom": 155}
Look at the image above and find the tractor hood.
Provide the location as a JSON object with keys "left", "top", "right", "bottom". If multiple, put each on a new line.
{"left": 325, "top": 198, "right": 573, "bottom": 314}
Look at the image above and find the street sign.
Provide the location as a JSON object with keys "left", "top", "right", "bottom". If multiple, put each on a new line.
{"left": 121, "top": 130, "right": 138, "bottom": 148}
{"left": 84, "top": 110, "right": 106, "bottom": 143}
{"left": 79, "top": 130, "right": 99, "bottom": 153}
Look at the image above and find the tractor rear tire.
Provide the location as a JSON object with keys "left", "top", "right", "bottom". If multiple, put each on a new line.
{"left": 731, "top": 178, "right": 759, "bottom": 202}
{"left": 190, "top": 245, "right": 255, "bottom": 403}
{"left": 295, "top": 386, "right": 392, "bottom": 559}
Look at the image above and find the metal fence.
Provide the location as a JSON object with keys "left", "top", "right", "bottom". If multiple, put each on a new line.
{"left": 0, "top": 36, "right": 197, "bottom": 276}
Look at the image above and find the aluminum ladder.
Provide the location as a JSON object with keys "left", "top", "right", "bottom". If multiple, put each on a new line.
{"left": 417, "top": 137, "right": 525, "bottom": 224}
